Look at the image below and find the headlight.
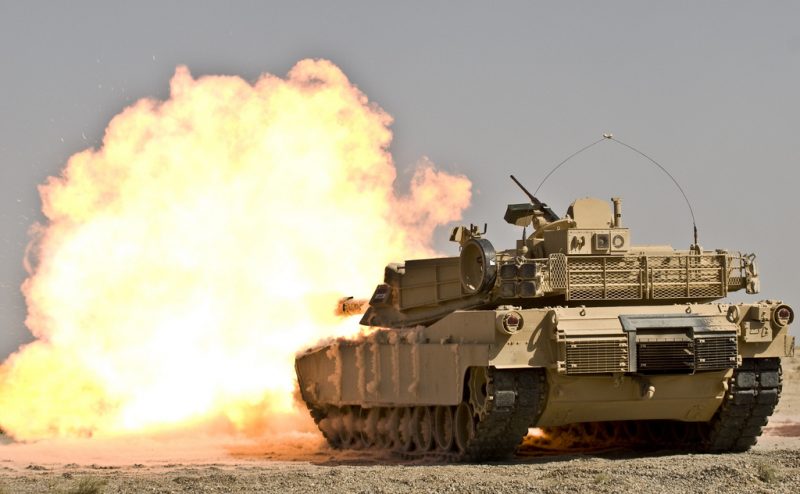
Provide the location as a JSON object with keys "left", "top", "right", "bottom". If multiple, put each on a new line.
{"left": 773, "top": 305, "right": 794, "bottom": 327}
{"left": 497, "top": 311, "right": 524, "bottom": 335}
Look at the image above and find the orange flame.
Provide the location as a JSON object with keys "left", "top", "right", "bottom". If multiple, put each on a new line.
{"left": 0, "top": 59, "right": 471, "bottom": 441}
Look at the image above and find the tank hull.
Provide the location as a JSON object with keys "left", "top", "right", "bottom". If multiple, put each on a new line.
{"left": 295, "top": 302, "right": 793, "bottom": 459}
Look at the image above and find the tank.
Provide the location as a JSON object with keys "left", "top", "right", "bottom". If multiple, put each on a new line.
{"left": 295, "top": 179, "right": 795, "bottom": 460}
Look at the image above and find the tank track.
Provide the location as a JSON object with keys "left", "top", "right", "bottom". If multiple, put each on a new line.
{"left": 526, "top": 358, "right": 782, "bottom": 454}
{"left": 705, "top": 357, "right": 782, "bottom": 452}
{"left": 307, "top": 367, "right": 547, "bottom": 462}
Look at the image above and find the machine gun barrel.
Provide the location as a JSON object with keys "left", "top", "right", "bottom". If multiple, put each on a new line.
{"left": 509, "top": 175, "right": 560, "bottom": 222}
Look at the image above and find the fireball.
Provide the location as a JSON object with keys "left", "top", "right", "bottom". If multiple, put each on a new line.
{"left": 0, "top": 59, "right": 471, "bottom": 440}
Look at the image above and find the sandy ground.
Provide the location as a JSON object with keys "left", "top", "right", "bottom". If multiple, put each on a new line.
{"left": 1, "top": 355, "right": 798, "bottom": 494}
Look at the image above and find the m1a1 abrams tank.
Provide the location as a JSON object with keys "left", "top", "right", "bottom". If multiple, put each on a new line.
{"left": 295, "top": 177, "right": 795, "bottom": 461}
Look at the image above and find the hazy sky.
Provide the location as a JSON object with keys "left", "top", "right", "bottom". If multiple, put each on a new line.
{"left": 1, "top": 1, "right": 798, "bottom": 357}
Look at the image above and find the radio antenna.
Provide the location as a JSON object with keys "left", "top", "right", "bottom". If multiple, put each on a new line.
{"left": 533, "top": 133, "right": 699, "bottom": 247}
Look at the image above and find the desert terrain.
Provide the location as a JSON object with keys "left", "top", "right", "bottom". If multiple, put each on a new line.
{"left": 0, "top": 354, "right": 797, "bottom": 494}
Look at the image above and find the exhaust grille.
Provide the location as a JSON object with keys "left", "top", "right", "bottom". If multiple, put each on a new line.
{"left": 637, "top": 338, "right": 694, "bottom": 373}
{"left": 565, "top": 338, "right": 628, "bottom": 374}
{"left": 635, "top": 332, "right": 738, "bottom": 373}
{"left": 695, "top": 333, "right": 738, "bottom": 371}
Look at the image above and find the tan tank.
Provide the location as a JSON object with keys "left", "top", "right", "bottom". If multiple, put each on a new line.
{"left": 295, "top": 179, "right": 795, "bottom": 460}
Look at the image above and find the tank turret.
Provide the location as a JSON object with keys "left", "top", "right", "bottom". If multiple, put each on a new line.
{"left": 360, "top": 193, "right": 758, "bottom": 329}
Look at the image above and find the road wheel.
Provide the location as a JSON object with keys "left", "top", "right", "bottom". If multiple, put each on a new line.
{"left": 434, "top": 406, "right": 455, "bottom": 452}
{"left": 413, "top": 406, "right": 434, "bottom": 452}
{"left": 454, "top": 402, "right": 475, "bottom": 454}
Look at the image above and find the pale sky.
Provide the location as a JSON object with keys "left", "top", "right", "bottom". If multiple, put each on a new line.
{"left": 1, "top": 1, "right": 798, "bottom": 357}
